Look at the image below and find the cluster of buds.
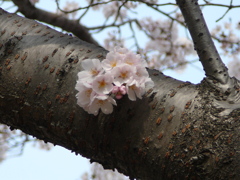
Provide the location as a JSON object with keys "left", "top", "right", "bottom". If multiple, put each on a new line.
{"left": 75, "top": 47, "right": 154, "bottom": 115}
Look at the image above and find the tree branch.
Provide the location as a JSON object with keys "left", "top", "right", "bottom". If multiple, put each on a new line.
{"left": 0, "top": 8, "right": 200, "bottom": 179}
{"left": 1, "top": 6, "right": 240, "bottom": 180}
{"left": 11, "top": 0, "right": 99, "bottom": 46}
{"left": 200, "top": 1, "right": 240, "bottom": 9}
{"left": 176, "top": 0, "right": 234, "bottom": 90}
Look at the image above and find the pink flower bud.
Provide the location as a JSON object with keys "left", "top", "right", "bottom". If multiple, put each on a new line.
{"left": 119, "top": 85, "right": 126, "bottom": 95}
{"left": 112, "top": 86, "right": 119, "bottom": 94}
{"left": 115, "top": 94, "right": 123, "bottom": 99}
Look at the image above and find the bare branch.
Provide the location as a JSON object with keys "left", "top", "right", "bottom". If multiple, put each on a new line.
{"left": 88, "top": 19, "right": 139, "bottom": 31}
{"left": 55, "top": 0, "right": 114, "bottom": 13}
{"left": 144, "top": 2, "right": 185, "bottom": 26}
{"left": 200, "top": 1, "right": 240, "bottom": 8}
{"left": 216, "top": 0, "right": 233, "bottom": 22}
{"left": 176, "top": 0, "right": 234, "bottom": 90}
{"left": 12, "top": 0, "right": 99, "bottom": 46}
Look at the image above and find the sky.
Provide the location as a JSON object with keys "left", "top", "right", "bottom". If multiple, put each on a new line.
{"left": 0, "top": 0, "right": 239, "bottom": 180}
{"left": 0, "top": 143, "right": 90, "bottom": 180}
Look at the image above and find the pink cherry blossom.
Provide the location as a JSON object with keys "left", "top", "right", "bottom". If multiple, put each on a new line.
{"left": 228, "top": 56, "right": 240, "bottom": 80}
{"left": 88, "top": 95, "right": 117, "bottom": 116}
{"left": 92, "top": 73, "right": 113, "bottom": 94}
{"left": 104, "top": 32, "right": 125, "bottom": 51}
{"left": 126, "top": 80, "right": 145, "bottom": 101}
{"left": 75, "top": 46, "right": 154, "bottom": 115}
{"left": 113, "top": 46, "right": 129, "bottom": 55}
{"left": 75, "top": 83, "right": 95, "bottom": 107}
{"left": 101, "top": 52, "right": 124, "bottom": 71}
{"left": 126, "top": 76, "right": 154, "bottom": 101}
{"left": 122, "top": 52, "right": 141, "bottom": 66}
{"left": 112, "top": 64, "right": 136, "bottom": 86}
{"left": 134, "top": 65, "right": 149, "bottom": 80}
{"left": 77, "top": 59, "right": 104, "bottom": 84}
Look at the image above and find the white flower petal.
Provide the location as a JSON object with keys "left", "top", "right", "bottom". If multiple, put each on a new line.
{"left": 75, "top": 83, "right": 95, "bottom": 106}
{"left": 88, "top": 99, "right": 100, "bottom": 115}
{"left": 108, "top": 96, "right": 117, "bottom": 106}
{"left": 81, "top": 59, "right": 101, "bottom": 71}
{"left": 101, "top": 101, "right": 113, "bottom": 114}
{"left": 87, "top": 95, "right": 116, "bottom": 115}
{"left": 112, "top": 64, "right": 135, "bottom": 85}
{"left": 102, "top": 52, "right": 124, "bottom": 71}
{"left": 77, "top": 59, "right": 104, "bottom": 84}
{"left": 127, "top": 87, "right": 136, "bottom": 101}
{"left": 92, "top": 73, "right": 113, "bottom": 94}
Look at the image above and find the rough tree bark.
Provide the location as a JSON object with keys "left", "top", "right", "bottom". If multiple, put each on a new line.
{"left": 1, "top": 1, "right": 240, "bottom": 179}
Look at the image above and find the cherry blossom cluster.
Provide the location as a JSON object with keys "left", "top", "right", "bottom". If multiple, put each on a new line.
{"left": 75, "top": 47, "right": 154, "bottom": 116}
{"left": 211, "top": 22, "right": 240, "bottom": 56}
{"left": 104, "top": 31, "right": 125, "bottom": 51}
{"left": 210, "top": 21, "right": 240, "bottom": 80}
{"left": 85, "top": 0, "right": 138, "bottom": 20}
{"left": 140, "top": 17, "right": 195, "bottom": 71}
{"left": 228, "top": 56, "right": 240, "bottom": 80}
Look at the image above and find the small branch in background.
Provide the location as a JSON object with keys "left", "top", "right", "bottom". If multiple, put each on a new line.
{"left": 216, "top": 0, "right": 233, "bottom": 22}
{"left": 129, "top": 21, "right": 140, "bottom": 51}
{"left": 88, "top": 19, "right": 139, "bottom": 32}
{"left": 176, "top": 0, "right": 234, "bottom": 90}
{"left": 12, "top": 0, "right": 99, "bottom": 46}
{"left": 200, "top": 1, "right": 240, "bottom": 9}
{"left": 144, "top": 2, "right": 185, "bottom": 26}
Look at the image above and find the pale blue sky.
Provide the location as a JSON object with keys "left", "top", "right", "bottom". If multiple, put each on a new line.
{"left": 0, "top": 0, "right": 239, "bottom": 180}
{"left": 0, "top": 144, "right": 90, "bottom": 180}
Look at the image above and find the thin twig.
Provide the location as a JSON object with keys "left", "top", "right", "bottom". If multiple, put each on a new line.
{"left": 216, "top": 0, "right": 233, "bottom": 22}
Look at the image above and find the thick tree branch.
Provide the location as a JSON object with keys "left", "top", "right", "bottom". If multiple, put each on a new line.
{"left": 11, "top": 0, "right": 99, "bottom": 46}
{"left": 1, "top": 8, "right": 240, "bottom": 180}
{"left": 176, "top": 0, "right": 234, "bottom": 90}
